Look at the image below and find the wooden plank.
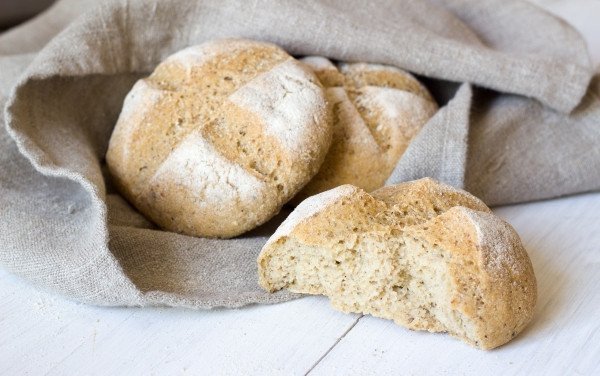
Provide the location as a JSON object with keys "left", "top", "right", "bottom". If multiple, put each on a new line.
{"left": 0, "top": 272, "right": 358, "bottom": 375}
{"left": 309, "top": 192, "right": 600, "bottom": 375}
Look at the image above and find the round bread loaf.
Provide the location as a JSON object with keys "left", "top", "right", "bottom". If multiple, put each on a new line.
{"left": 259, "top": 178, "right": 537, "bottom": 350}
{"left": 106, "top": 39, "right": 332, "bottom": 238}
{"left": 293, "top": 57, "right": 438, "bottom": 203}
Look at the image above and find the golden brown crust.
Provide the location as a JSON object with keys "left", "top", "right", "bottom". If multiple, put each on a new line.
{"left": 106, "top": 39, "right": 332, "bottom": 238}
{"left": 412, "top": 207, "right": 537, "bottom": 349}
{"left": 258, "top": 178, "right": 537, "bottom": 349}
{"left": 292, "top": 57, "right": 438, "bottom": 203}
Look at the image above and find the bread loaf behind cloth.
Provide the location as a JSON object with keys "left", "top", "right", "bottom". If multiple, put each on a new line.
{"left": 292, "top": 57, "right": 438, "bottom": 203}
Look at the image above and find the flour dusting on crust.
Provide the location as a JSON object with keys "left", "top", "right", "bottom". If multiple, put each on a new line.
{"left": 292, "top": 57, "right": 438, "bottom": 201}
{"left": 340, "top": 62, "right": 417, "bottom": 78}
{"left": 146, "top": 131, "right": 265, "bottom": 206}
{"left": 228, "top": 60, "right": 325, "bottom": 154}
{"left": 110, "top": 79, "right": 165, "bottom": 165}
{"left": 266, "top": 185, "right": 358, "bottom": 247}
{"left": 328, "top": 87, "right": 380, "bottom": 148}
{"left": 107, "top": 39, "right": 332, "bottom": 237}
{"left": 164, "top": 39, "right": 265, "bottom": 75}
{"left": 464, "top": 209, "right": 530, "bottom": 277}
{"left": 360, "top": 86, "right": 437, "bottom": 124}
{"left": 300, "top": 56, "right": 338, "bottom": 73}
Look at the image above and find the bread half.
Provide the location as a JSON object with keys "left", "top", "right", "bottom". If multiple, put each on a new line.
{"left": 258, "top": 178, "right": 536, "bottom": 349}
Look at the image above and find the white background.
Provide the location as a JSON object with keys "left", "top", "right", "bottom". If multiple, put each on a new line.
{"left": 1, "top": 1, "right": 599, "bottom": 375}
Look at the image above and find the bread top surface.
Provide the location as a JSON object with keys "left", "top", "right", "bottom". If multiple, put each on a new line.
{"left": 106, "top": 39, "right": 332, "bottom": 238}
{"left": 259, "top": 178, "right": 536, "bottom": 349}
{"left": 294, "top": 57, "right": 438, "bottom": 201}
{"left": 270, "top": 178, "right": 489, "bottom": 247}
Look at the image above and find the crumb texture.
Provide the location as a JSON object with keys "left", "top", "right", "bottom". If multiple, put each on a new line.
{"left": 106, "top": 39, "right": 332, "bottom": 238}
{"left": 258, "top": 178, "right": 537, "bottom": 350}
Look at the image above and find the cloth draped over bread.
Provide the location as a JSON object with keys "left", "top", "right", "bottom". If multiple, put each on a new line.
{"left": 0, "top": 0, "right": 598, "bottom": 308}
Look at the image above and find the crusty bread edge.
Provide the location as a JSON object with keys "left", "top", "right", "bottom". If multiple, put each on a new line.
{"left": 258, "top": 179, "right": 537, "bottom": 349}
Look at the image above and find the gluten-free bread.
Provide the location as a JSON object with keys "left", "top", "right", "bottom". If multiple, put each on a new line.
{"left": 106, "top": 39, "right": 332, "bottom": 238}
{"left": 258, "top": 178, "right": 537, "bottom": 349}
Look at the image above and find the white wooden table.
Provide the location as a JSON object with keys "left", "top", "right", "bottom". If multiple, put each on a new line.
{"left": 1, "top": 1, "right": 599, "bottom": 375}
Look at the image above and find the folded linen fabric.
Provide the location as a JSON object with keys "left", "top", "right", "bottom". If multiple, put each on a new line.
{"left": 0, "top": 0, "right": 598, "bottom": 307}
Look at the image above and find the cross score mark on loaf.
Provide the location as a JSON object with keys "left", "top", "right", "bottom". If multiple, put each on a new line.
{"left": 106, "top": 40, "right": 331, "bottom": 238}
{"left": 293, "top": 57, "right": 438, "bottom": 202}
{"left": 229, "top": 61, "right": 323, "bottom": 154}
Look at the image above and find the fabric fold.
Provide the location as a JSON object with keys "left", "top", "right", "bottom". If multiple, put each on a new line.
{"left": 0, "top": 0, "right": 598, "bottom": 308}
{"left": 388, "top": 83, "right": 472, "bottom": 189}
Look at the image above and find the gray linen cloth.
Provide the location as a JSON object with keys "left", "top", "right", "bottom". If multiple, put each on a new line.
{"left": 0, "top": 0, "right": 598, "bottom": 308}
